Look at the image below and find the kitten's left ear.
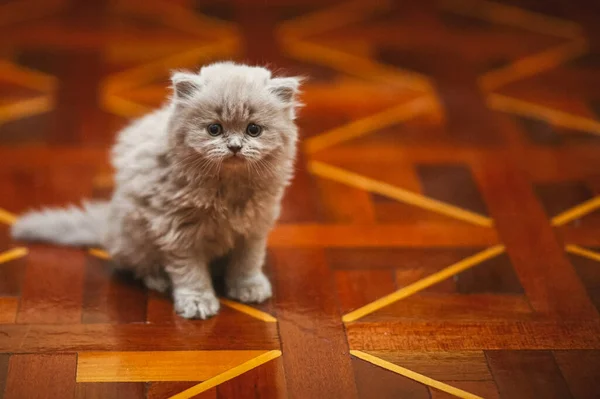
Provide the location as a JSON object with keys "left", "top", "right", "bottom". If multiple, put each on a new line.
{"left": 171, "top": 71, "right": 202, "bottom": 102}
{"left": 269, "top": 77, "right": 303, "bottom": 104}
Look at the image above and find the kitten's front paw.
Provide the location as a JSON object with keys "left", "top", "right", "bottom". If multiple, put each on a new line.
{"left": 227, "top": 272, "right": 272, "bottom": 303}
{"left": 174, "top": 291, "right": 220, "bottom": 319}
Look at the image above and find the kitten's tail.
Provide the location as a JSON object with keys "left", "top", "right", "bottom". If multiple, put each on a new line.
{"left": 10, "top": 201, "right": 109, "bottom": 247}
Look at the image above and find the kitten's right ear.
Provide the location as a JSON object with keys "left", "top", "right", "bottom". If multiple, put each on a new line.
{"left": 171, "top": 71, "right": 202, "bottom": 101}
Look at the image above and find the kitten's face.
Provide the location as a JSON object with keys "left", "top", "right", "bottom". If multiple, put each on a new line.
{"left": 170, "top": 63, "right": 301, "bottom": 174}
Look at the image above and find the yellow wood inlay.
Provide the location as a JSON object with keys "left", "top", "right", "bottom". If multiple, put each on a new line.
{"left": 219, "top": 298, "right": 277, "bottom": 323}
{"left": 305, "top": 96, "right": 434, "bottom": 154}
{"left": 0, "top": 247, "right": 28, "bottom": 265}
{"left": 169, "top": 350, "right": 282, "bottom": 399}
{"left": 278, "top": 0, "right": 390, "bottom": 38}
{"left": 566, "top": 245, "right": 600, "bottom": 263}
{"left": 0, "top": 95, "right": 54, "bottom": 125}
{"left": 88, "top": 248, "right": 111, "bottom": 260}
{"left": 343, "top": 245, "right": 505, "bottom": 322}
{"left": 441, "top": 0, "right": 582, "bottom": 39}
{"left": 0, "top": 208, "right": 17, "bottom": 225}
{"left": 76, "top": 350, "right": 269, "bottom": 382}
{"left": 351, "top": 350, "right": 484, "bottom": 399}
{"left": 552, "top": 196, "right": 600, "bottom": 226}
{"left": 480, "top": 39, "right": 587, "bottom": 91}
{"left": 310, "top": 161, "right": 493, "bottom": 227}
{"left": 488, "top": 94, "right": 600, "bottom": 136}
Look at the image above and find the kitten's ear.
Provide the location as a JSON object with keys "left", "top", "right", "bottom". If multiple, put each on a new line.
{"left": 269, "top": 77, "right": 303, "bottom": 104}
{"left": 171, "top": 71, "right": 202, "bottom": 101}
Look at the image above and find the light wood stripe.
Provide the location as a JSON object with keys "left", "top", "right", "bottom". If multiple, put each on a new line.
{"left": 305, "top": 96, "right": 434, "bottom": 154}
{"left": 0, "top": 95, "right": 54, "bottom": 125}
{"left": 552, "top": 196, "right": 600, "bottom": 226}
{"left": 88, "top": 248, "right": 111, "bottom": 260}
{"left": 566, "top": 245, "right": 600, "bottom": 263}
{"left": 0, "top": 208, "right": 17, "bottom": 225}
{"left": 351, "top": 350, "right": 484, "bottom": 399}
{"left": 480, "top": 39, "right": 587, "bottom": 91}
{"left": 77, "top": 350, "right": 269, "bottom": 382}
{"left": 440, "top": 0, "right": 582, "bottom": 39}
{"left": 310, "top": 161, "right": 494, "bottom": 227}
{"left": 283, "top": 39, "right": 432, "bottom": 93}
{"left": 343, "top": 245, "right": 505, "bottom": 322}
{"left": 488, "top": 94, "right": 600, "bottom": 136}
{"left": 278, "top": 0, "right": 390, "bottom": 38}
{"left": 219, "top": 298, "right": 277, "bottom": 323}
{"left": 0, "top": 248, "right": 28, "bottom": 265}
{"left": 169, "top": 350, "right": 282, "bottom": 399}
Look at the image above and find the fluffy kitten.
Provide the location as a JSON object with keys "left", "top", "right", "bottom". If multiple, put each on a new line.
{"left": 11, "top": 62, "right": 302, "bottom": 319}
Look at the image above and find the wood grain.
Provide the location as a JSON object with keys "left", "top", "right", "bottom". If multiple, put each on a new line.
{"left": 353, "top": 357, "right": 430, "bottom": 399}
{"left": 17, "top": 247, "right": 85, "bottom": 324}
{"left": 346, "top": 321, "right": 600, "bottom": 351}
{"left": 77, "top": 351, "right": 268, "bottom": 382}
{"left": 4, "top": 354, "right": 77, "bottom": 399}
{"left": 486, "top": 350, "right": 573, "bottom": 399}
{"left": 271, "top": 248, "right": 358, "bottom": 399}
{"left": 554, "top": 350, "right": 600, "bottom": 399}
{"left": 74, "top": 382, "right": 145, "bottom": 399}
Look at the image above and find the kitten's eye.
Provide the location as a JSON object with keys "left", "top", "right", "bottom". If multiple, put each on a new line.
{"left": 207, "top": 124, "right": 222, "bottom": 136}
{"left": 246, "top": 123, "right": 262, "bottom": 137}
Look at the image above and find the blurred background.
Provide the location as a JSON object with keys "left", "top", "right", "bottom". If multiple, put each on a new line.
{"left": 0, "top": 0, "right": 599, "bottom": 398}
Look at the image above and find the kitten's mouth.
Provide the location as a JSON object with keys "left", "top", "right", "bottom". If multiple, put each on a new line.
{"left": 224, "top": 153, "right": 246, "bottom": 163}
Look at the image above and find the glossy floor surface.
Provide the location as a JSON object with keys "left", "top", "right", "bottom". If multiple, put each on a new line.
{"left": 1, "top": 0, "right": 600, "bottom": 398}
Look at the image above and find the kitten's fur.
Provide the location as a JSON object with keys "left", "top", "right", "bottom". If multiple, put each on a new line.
{"left": 11, "top": 62, "right": 302, "bottom": 319}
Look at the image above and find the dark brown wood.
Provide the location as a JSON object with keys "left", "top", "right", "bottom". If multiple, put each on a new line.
{"left": 352, "top": 357, "right": 430, "bottom": 399}
{"left": 347, "top": 321, "right": 600, "bottom": 351}
{"left": 17, "top": 247, "right": 85, "bottom": 324}
{"left": 217, "top": 356, "right": 287, "bottom": 399}
{"left": 475, "top": 156, "right": 598, "bottom": 319}
{"left": 82, "top": 256, "right": 147, "bottom": 324}
{"left": 147, "top": 382, "right": 204, "bottom": 399}
{"left": 271, "top": 249, "right": 358, "bottom": 399}
{"left": 74, "top": 382, "right": 145, "bottom": 399}
{"left": 4, "top": 354, "right": 77, "bottom": 399}
{"left": 486, "top": 350, "right": 573, "bottom": 399}
{"left": 554, "top": 350, "right": 600, "bottom": 399}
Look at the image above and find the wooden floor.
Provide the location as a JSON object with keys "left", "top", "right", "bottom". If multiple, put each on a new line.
{"left": 1, "top": 0, "right": 599, "bottom": 397}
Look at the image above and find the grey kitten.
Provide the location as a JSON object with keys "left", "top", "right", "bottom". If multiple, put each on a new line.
{"left": 11, "top": 62, "right": 302, "bottom": 319}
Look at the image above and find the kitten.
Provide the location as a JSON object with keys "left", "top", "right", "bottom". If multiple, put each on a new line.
{"left": 11, "top": 62, "right": 302, "bottom": 319}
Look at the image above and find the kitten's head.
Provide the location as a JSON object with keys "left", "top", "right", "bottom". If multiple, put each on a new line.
{"left": 169, "top": 62, "right": 302, "bottom": 176}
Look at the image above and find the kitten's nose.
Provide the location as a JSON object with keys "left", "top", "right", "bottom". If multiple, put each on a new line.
{"left": 227, "top": 144, "right": 242, "bottom": 154}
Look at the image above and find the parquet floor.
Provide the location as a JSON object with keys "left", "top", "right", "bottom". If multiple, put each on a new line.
{"left": 0, "top": 0, "right": 599, "bottom": 398}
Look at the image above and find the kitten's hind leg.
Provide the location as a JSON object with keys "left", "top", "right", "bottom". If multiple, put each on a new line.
{"left": 226, "top": 236, "right": 272, "bottom": 303}
{"left": 165, "top": 256, "right": 220, "bottom": 319}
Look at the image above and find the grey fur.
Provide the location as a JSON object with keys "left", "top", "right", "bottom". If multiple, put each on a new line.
{"left": 11, "top": 62, "right": 302, "bottom": 319}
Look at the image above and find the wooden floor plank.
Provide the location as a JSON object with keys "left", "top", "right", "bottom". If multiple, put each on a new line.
{"left": 346, "top": 321, "right": 600, "bottom": 351}
{"left": 17, "top": 247, "right": 85, "bottom": 324}
{"left": 4, "top": 354, "right": 77, "bottom": 399}
{"left": 554, "top": 350, "right": 600, "bottom": 399}
{"left": 74, "top": 382, "right": 145, "bottom": 399}
{"left": 352, "top": 357, "right": 430, "bottom": 399}
{"left": 269, "top": 224, "right": 499, "bottom": 248}
{"left": 77, "top": 351, "right": 268, "bottom": 382}
{"left": 216, "top": 356, "right": 287, "bottom": 399}
{"left": 0, "top": 323, "right": 279, "bottom": 352}
{"left": 486, "top": 351, "right": 573, "bottom": 399}
{"left": 271, "top": 248, "right": 358, "bottom": 399}
{"left": 475, "top": 157, "right": 598, "bottom": 319}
